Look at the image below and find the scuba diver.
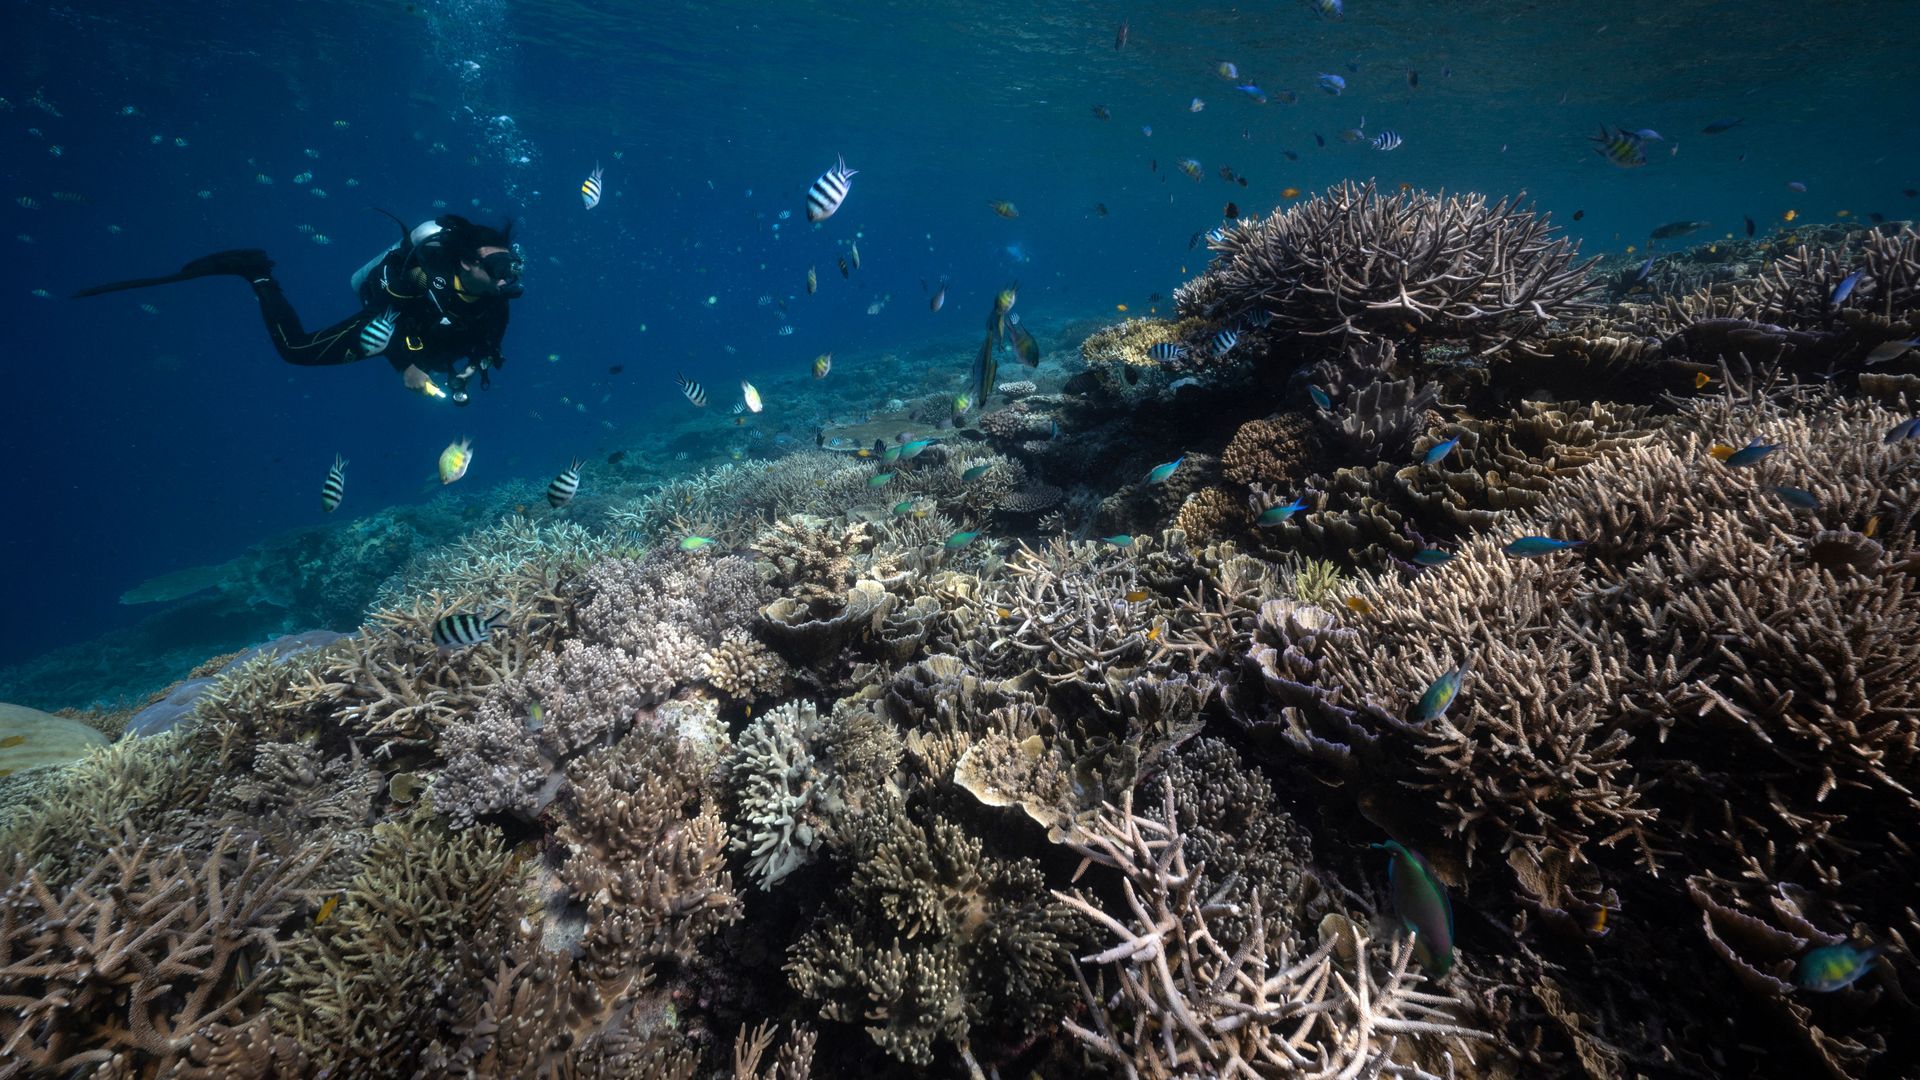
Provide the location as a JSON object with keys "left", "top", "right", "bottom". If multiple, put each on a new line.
{"left": 74, "top": 213, "right": 524, "bottom": 406}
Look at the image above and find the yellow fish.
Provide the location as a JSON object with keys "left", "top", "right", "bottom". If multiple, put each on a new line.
{"left": 988, "top": 200, "right": 1020, "bottom": 218}
{"left": 1146, "top": 624, "right": 1162, "bottom": 642}
{"left": 1694, "top": 372, "right": 1712, "bottom": 389}
{"left": 1708, "top": 443, "right": 1736, "bottom": 461}
{"left": 438, "top": 437, "right": 473, "bottom": 484}
{"left": 1783, "top": 209, "right": 1798, "bottom": 222}
{"left": 1116, "top": 303, "right": 1129, "bottom": 312}
{"left": 1124, "top": 590, "right": 1149, "bottom": 602}
{"left": 1343, "top": 595, "right": 1375, "bottom": 617}
{"left": 314, "top": 894, "right": 341, "bottom": 925}
{"left": 1281, "top": 186, "right": 1301, "bottom": 198}
{"left": 1865, "top": 515, "right": 1880, "bottom": 538}
{"left": 1626, "top": 244, "right": 1637, "bottom": 254}
{"left": 1836, "top": 209, "right": 1851, "bottom": 218}
{"left": 996, "top": 607, "right": 1012, "bottom": 619}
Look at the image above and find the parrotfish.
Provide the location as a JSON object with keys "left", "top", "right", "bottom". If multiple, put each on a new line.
{"left": 1795, "top": 943, "right": 1877, "bottom": 992}
{"left": 1374, "top": 840, "right": 1455, "bottom": 976}
{"left": 1101, "top": 534, "right": 1135, "bottom": 547}
{"left": 1503, "top": 536, "right": 1585, "bottom": 557}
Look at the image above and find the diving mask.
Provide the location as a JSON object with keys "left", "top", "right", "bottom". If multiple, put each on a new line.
{"left": 479, "top": 250, "right": 524, "bottom": 298}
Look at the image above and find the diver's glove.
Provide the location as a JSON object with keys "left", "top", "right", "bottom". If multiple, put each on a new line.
{"left": 402, "top": 364, "right": 450, "bottom": 401}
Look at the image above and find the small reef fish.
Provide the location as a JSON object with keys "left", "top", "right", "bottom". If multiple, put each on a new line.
{"left": 1317, "top": 73, "right": 1346, "bottom": 96}
{"left": 838, "top": 256, "right": 850, "bottom": 278}
{"left": 1216, "top": 62, "right": 1239, "bottom": 80}
{"left": 438, "top": 438, "right": 473, "bottom": 485}
{"left": 547, "top": 459, "right": 583, "bottom": 507}
{"left": 806, "top": 154, "right": 857, "bottom": 222}
{"left": 946, "top": 530, "right": 980, "bottom": 549}
{"left": 321, "top": 454, "right": 347, "bottom": 512}
{"left": 1863, "top": 339, "right": 1919, "bottom": 366}
{"left": 1114, "top": 17, "right": 1127, "bottom": 49}
{"left": 359, "top": 308, "right": 398, "bottom": 357}
{"left": 314, "top": 895, "right": 341, "bottom": 925}
{"left": 432, "top": 609, "right": 506, "bottom": 648}
{"left": 1211, "top": 328, "right": 1239, "bottom": 357}
{"left": 900, "top": 439, "right": 935, "bottom": 459}
{"left": 1721, "top": 436, "right": 1779, "bottom": 467}
{"left": 961, "top": 464, "right": 991, "bottom": 481}
{"left": 1787, "top": 180, "right": 1807, "bottom": 193}
{"left": 1590, "top": 125, "right": 1647, "bottom": 168}
{"left": 1145, "top": 456, "right": 1183, "bottom": 485}
{"left": 1235, "top": 84, "right": 1267, "bottom": 104}
{"left": 868, "top": 471, "right": 895, "bottom": 488}
{"left": 1374, "top": 840, "right": 1455, "bottom": 976}
{"left": 1256, "top": 498, "right": 1308, "bottom": 526}
{"left": 1309, "top": 384, "right": 1332, "bottom": 410}
{"left": 1177, "top": 159, "right": 1203, "bottom": 181}
{"left": 1795, "top": 944, "right": 1877, "bottom": 992}
{"left": 806, "top": 266, "right": 818, "bottom": 294}
{"left": 813, "top": 353, "right": 832, "bottom": 379}
{"left": 1344, "top": 595, "right": 1375, "bottom": 616}
{"left": 930, "top": 279, "right": 948, "bottom": 312}
{"left": 1744, "top": 216, "right": 1756, "bottom": 237}
{"left": 741, "top": 381, "right": 764, "bottom": 413}
{"left": 1422, "top": 437, "right": 1460, "bottom": 466}
{"left": 1417, "top": 666, "right": 1467, "bottom": 722}
{"left": 1701, "top": 117, "right": 1744, "bottom": 134}
{"left": 1189, "top": 97, "right": 1206, "bottom": 113}
{"left": 1504, "top": 536, "right": 1585, "bottom": 557}
{"left": 850, "top": 240, "right": 862, "bottom": 269}
{"left": 676, "top": 373, "right": 708, "bottom": 407}
{"left": 1695, "top": 372, "right": 1713, "bottom": 389}
{"left": 1125, "top": 590, "right": 1150, "bottom": 603}
{"left": 1010, "top": 322, "right": 1041, "bottom": 367}
{"left": 1316, "top": 0, "right": 1344, "bottom": 17}
{"left": 680, "top": 536, "right": 717, "bottom": 550}
{"left": 1411, "top": 548, "right": 1456, "bottom": 566}
{"left": 1771, "top": 485, "right": 1818, "bottom": 510}
{"left": 1092, "top": 104, "right": 1111, "bottom": 120}
{"left": 1830, "top": 269, "right": 1864, "bottom": 304}
{"left": 1371, "top": 130, "right": 1403, "bottom": 151}
{"left": 1882, "top": 417, "right": 1920, "bottom": 443}
{"left": 988, "top": 200, "right": 1020, "bottom": 218}
{"left": 1651, "top": 220, "right": 1706, "bottom": 239}
{"left": 892, "top": 499, "right": 916, "bottom": 515}
{"left": 581, "top": 164, "right": 603, "bottom": 209}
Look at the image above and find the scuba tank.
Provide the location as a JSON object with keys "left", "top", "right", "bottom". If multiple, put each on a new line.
{"left": 350, "top": 218, "right": 445, "bottom": 294}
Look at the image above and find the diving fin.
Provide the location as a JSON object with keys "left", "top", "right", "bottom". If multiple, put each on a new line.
{"left": 73, "top": 249, "right": 274, "bottom": 298}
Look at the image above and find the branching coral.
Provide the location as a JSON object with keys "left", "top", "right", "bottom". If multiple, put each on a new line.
{"left": 1054, "top": 781, "right": 1486, "bottom": 1078}
{"left": 1, "top": 829, "right": 320, "bottom": 1076}
{"left": 706, "top": 627, "right": 790, "bottom": 702}
{"left": 1178, "top": 180, "right": 1596, "bottom": 358}
{"left": 785, "top": 791, "right": 1082, "bottom": 1068}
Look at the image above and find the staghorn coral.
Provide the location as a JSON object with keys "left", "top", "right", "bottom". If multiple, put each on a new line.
{"left": 373, "top": 514, "right": 617, "bottom": 612}
{"left": 784, "top": 791, "right": 1082, "bottom": 1069}
{"left": 1178, "top": 180, "right": 1597, "bottom": 359}
{"left": 1054, "top": 781, "right": 1487, "bottom": 1078}
{"left": 0, "top": 729, "right": 213, "bottom": 887}
{"left": 0, "top": 829, "right": 320, "bottom": 1077}
{"left": 269, "top": 809, "right": 523, "bottom": 1072}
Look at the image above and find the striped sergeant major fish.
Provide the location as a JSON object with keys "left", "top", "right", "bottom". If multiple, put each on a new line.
{"left": 1148, "top": 342, "right": 1186, "bottom": 361}
{"left": 321, "top": 453, "right": 347, "bottom": 512}
{"left": 676, "top": 372, "right": 708, "bottom": 407}
{"left": 546, "top": 459, "right": 583, "bottom": 507}
{"left": 806, "top": 154, "right": 857, "bottom": 222}
{"left": 1211, "top": 328, "right": 1239, "bottom": 357}
{"left": 431, "top": 609, "right": 507, "bottom": 649}
{"left": 1589, "top": 125, "right": 1646, "bottom": 168}
{"left": 581, "top": 163, "right": 603, "bottom": 209}
{"left": 359, "top": 308, "right": 398, "bottom": 357}
{"left": 1371, "top": 130, "right": 1403, "bottom": 151}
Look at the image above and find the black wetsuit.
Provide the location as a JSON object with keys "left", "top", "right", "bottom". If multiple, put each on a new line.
{"left": 252, "top": 240, "right": 508, "bottom": 392}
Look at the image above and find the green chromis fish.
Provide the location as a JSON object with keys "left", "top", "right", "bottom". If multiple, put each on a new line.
{"left": 1795, "top": 944, "right": 1878, "bottom": 992}
{"left": 900, "top": 439, "right": 935, "bottom": 459}
{"left": 1421, "top": 436, "right": 1460, "bottom": 466}
{"left": 1374, "top": 840, "right": 1455, "bottom": 976}
{"left": 1416, "top": 666, "right": 1466, "bottom": 722}
{"left": 679, "top": 536, "right": 717, "bottom": 550}
{"left": 883, "top": 445, "right": 903, "bottom": 463}
{"left": 1145, "top": 456, "right": 1184, "bottom": 485}
{"left": 1256, "top": 497, "right": 1307, "bottom": 526}
{"left": 1309, "top": 384, "right": 1332, "bottom": 410}
{"left": 945, "top": 530, "right": 980, "bottom": 549}
{"left": 1771, "top": 485, "right": 1818, "bottom": 510}
{"left": 892, "top": 499, "right": 916, "bottom": 515}
{"left": 1101, "top": 534, "right": 1135, "bottom": 547}
{"left": 961, "top": 463, "right": 991, "bottom": 481}
{"left": 1721, "top": 436, "right": 1779, "bottom": 468}
{"left": 1411, "top": 548, "right": 1455, "bottom": 567}
{"left": 1503, "top": 536, "right": 1585, "bottom": 558}
{"left": 867, "top": 471, "right": 895, "bottom": 488}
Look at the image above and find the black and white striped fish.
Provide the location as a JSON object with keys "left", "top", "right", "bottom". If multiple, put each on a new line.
{"left": 546, "top": 459, "right": 583, "bottom": 507}
{"left": 431, "top": 609, "right": 507, "bottom": 649}
{"left": 806, "top": 154, "right": 857, "bottom": 222}
{"left": 1371, "top": 130, "right": 1403, "bottom": 151}
{"left": 676, "top": 372, "right": 708, "bottom": 407}
{"left": 729, "top": 401, "right": 745, "bottom": 416}
{"left": 320, "top": 453, "right": 347, "bottom": 512}
{"left": 1212, "top": 328, "right": 1240, "bottom": 356}
{"left": 359, "top": 308, "right": 398, "bottom": 356}
{"left": 1247, "top": 308, "right": 1274, "bottom": 328}
{"left": 1148, "top": 342, "right": 1186, "bottom": 361}
{"left": 581, "top": 164, "right": 603, "bottom": 209}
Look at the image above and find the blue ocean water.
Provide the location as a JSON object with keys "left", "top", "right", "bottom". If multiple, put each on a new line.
{"left": 2, "top": 0, "right": 1915, "bottom": 686}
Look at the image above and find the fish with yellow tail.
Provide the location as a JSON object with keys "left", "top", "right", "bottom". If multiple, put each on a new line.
{"left": 987, "top": 200, "right": 1020, "bottom": 219}
{"left": 1416, "top": 665, "right": 1467, "bottom": 722}
{"left": 988, "top": 281, "right": 1017, "bottom": 342}
{"left": 438, "top": 437, "right": 473, "bottom": 484}
{"left": 806, "top": 265, "right": 818, "bottom": 295}
{"left": 741, "top": 380, "right": 764, "bottom": 413}
{"left": 1795, "top": 944, "right": 1878, "bottom": 992}
{"left": 812, "top": 353, "right": 832, "bottom": 379}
